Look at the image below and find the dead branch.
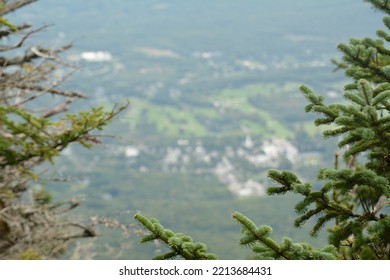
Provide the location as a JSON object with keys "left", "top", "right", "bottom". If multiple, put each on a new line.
{"left": 48, "top": 199, "right": 80, "bottom": 213}
{"left": 40, "top": 99, "right": 72, "bottom": 118}
{"left": 0, "top": 23, "right": 31, "bottom": 38}
{"left": 17, "top": 84, "right": 88, "bottom": 100}
{"left": 0, "top": 44, "right": 72, "bottom": 67}
{"left": 30, "top": 44, "right": 73, "bottom": 58}
{"left": 56, "top": 222, "right": 97, "bottom": 240}
{"left": 0, "top": 50, "right": 38, "bottom": 66}
{"left": 0, "top": 25, "right": 48, "bottom": 52}
{"left": 0, "top": 0, "right": 37, "bottom": 16}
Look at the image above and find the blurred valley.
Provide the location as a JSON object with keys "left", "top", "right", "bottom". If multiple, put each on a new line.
{"left": 9, "top": 0, "right": 383, "bottom": 259}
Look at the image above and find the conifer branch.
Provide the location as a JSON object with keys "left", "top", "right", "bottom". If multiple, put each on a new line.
{"left": 134, "top": 214, "right": 218, "bottom": 260}
{"left": 232, "top": 212, "right": 337, "bottom": 260}
{"left": 366, "top": 0, "right": 390, "bottom": 14}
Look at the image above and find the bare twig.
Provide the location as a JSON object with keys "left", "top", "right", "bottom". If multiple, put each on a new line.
{"left": 0, "top": 44, "right": 72, "bottom": 67}
{"left": 18, "top": 84, "right": 88, "bottom": 100}
{"left": 0, "top": 0, "right": 37, "bottom": 15}
{"left": 40, "top": 99, "right": 72, "bottom": 118}
{"left": 0, "top": 25, "right": 48, "bottom": 52}
{"left": 56, "top": 222, "right": 97, "bottom": 240}
{"left": 0, "top": 23, "right": 31, "bottom": 38}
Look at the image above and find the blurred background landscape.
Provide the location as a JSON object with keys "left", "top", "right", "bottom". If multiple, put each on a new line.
{"left": 8, "top": 0, "right": 382, "bottom": 259}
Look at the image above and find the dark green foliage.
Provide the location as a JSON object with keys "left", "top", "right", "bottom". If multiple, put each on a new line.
{"left": 256, "top": 0, "right": 390, "bottom": 259}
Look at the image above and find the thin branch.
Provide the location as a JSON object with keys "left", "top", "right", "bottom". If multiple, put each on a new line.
{"left": 0, "top": 44, "right": 72, "bottom": 67}
{"left": 47, "top": 200, "right": 80, "bottom": 213}
{"left": 0, "top": 0, "right": 37, "bottom": 16}
{"left": 56, "top": 222, "right": 97, "bottom": 240}
{"left": 0, "top": 23, "right": 31, "bottom": 38}
{"left": 0, "top": 25, "right": 48, "bottom": 52}
{"left": 30, "top": 43, "right": 73, "bottom": 58}
{"left": 40, "top": 99, "right": 72, "bottom": 118}
{"left": 0, "top": 50, "right": 38, "bottom": 66}
{"left": 11, "top": 66, "right": 85, "bottom": 108}
{"left": 17, "top": 84, "right": 88, "bottom": 101}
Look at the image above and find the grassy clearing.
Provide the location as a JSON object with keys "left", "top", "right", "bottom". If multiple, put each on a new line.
{"left": 122, "top": 83, "right": 298, "bottom": 138}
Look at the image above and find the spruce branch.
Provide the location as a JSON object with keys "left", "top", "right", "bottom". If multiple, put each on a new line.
{"left": 366, "top": 0, "right": 390, "bottom": 14}
{"left": 131, "top": 0, "right": 390, "bottom": 260}
{"left": 232, "top": 212, "right": 337, "bottom": 260}
{"left": 266, "top": 169, "right": 301, "bottom": 195}
{"left": 134, "top": 214, "right": 217, "bottom": 260}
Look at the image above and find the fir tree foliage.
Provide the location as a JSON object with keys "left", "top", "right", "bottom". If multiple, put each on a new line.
{"left": 232, "top": 212, "right": 338, "bottom": 260}
{"left": 135, "top": 0, "right": 390, "bottom": 260}
{"left": 134, "top": 214, "right": 217, "bottom": 260}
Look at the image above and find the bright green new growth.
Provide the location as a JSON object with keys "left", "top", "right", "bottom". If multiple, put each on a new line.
{"left": 0, "top": 104, "right": 126, "bottom": 167}
{"left": 135, "top": 0, "right": 390, "bottom": 260}
{"left": 134, "top": 214, "right": 217, "bottom": 260}
{"left": 232, "top": 212, "right": 338, "bottom": 260}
